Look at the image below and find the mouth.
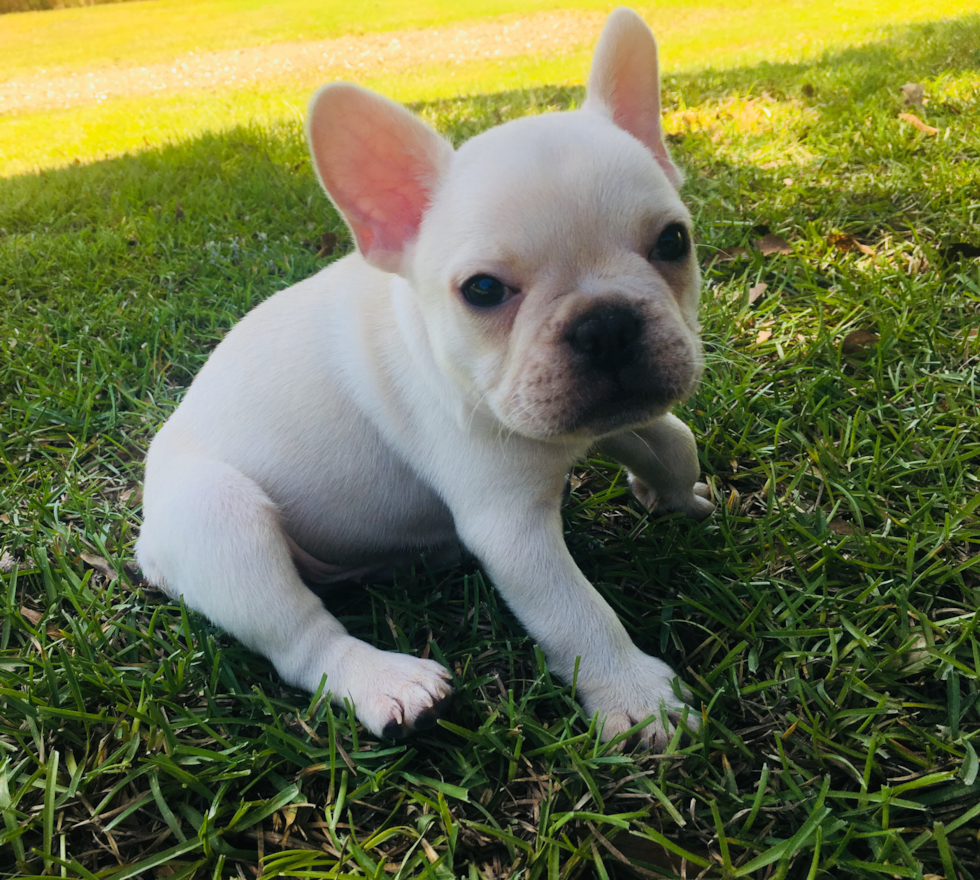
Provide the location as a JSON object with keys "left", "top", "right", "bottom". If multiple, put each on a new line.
{"left": 494, "top": 316, "right": 702, "bottom": 440}
{"left": 558, "top": 380, "right": 679, "bottom": 436}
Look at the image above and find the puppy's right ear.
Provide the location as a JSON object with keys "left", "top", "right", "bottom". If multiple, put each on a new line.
{"left": 307, "top": 83, "right": 454, "bottom": 276}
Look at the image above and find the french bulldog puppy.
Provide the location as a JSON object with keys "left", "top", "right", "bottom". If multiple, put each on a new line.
{"left": 137, "top": 7, "right": 714, "bottom": 747}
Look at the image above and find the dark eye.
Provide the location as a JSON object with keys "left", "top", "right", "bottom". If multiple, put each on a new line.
{"left": 461, "top": 274, "right": 510, "bottom": 307}
{"left": 650, "top": 224, "right": 690, "bottom": 262}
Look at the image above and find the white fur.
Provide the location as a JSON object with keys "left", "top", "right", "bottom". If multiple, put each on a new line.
{"left": 137, "top": 7, "right": 714, "bottom": 745}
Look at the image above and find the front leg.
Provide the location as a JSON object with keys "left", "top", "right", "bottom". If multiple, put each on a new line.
{"left": 598, "top": 412, "right": 715, "bottom": 520}
{"left": 454, "top": 496, "right": 697, "bottom": 747}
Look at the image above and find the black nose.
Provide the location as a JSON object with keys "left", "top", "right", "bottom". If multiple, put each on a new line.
{"left": 566, "top": 305, "right": 643, "bottom": 372}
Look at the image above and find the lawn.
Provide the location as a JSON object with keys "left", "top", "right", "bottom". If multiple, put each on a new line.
{"left": 1, "top": 1, "right": 979, "bottom": 878}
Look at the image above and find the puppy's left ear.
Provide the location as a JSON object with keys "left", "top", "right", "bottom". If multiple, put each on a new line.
{"left": 584, "top": 8, "right": 683, "bottom": 190}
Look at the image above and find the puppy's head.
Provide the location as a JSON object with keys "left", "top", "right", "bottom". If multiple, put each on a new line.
{"left": 308, "top": 8, "right": 702, "bottom": 440}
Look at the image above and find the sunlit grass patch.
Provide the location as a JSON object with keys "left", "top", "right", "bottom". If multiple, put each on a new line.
{"left": 3, "top": 1, "right": 979, "bottom": 176}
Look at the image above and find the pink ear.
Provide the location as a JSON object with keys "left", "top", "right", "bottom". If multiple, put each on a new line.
{"left": 307, "top": 83, "right": 453, "bottom": 275}
{"left": 583, "top": 8, "right": 683, "bottom": 190}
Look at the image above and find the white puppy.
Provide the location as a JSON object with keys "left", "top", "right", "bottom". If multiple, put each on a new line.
{"left": 137, "top": 7, "right": 714, "bottom": 746}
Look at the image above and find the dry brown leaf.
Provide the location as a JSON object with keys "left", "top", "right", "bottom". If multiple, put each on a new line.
{"left": 123, "top": 561, "right": 147, "bottom": 587}
{"left": 748, "top": 282, "right": 768, "bottom": 304}
{"left": 900, "top": 82, "right": 925, "bottom": 106}
{"left": 841, "top": 329, "right": 879, "bottom": 353}
{"left": 0, "top": 512, "right": 9, "bottom": 524}
{"left": 713, "top": 245, "right": 748, "bottom": 262}
{"left": 21, "top": 606, "right": 43, "bottom": 626}
{"left": 829, "top": 519, "right": 856, "bottom": 536}
{"left": 80, "top": 551, "right": 119, "bottom": 581}
{"left": 756, "top": 328, "right": 773, "bottom": 344}
{"left": 420, "top": 838, "right": 440, "bottom": 865}
{"left": 829, "top": 232, "right": 875, "bottom": 256}
{"left": 316, "top": 231, "right": 338, "bottom": 258}
{"left": 898, "top": 112, "right": 938, "bottom": 135}
{"left": 755, "top": 233, "right": 793, "bottom": 255}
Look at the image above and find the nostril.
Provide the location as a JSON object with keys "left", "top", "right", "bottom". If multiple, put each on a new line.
{"left": 573, "top": 318, "right": 602, "bottom": 353}
{"left": 567, "top": 306, "right": 643, "bottom": 369}
{"left": 606, "top": 310, "right": 639, "bottom": 345}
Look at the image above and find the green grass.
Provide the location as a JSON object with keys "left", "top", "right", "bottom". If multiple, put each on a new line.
{"left": 0, "top": 0, "right": 601, "bottom": 78}
{"left": 5, "top": 0, "right": 980, "bottom": 175}
{"left": 2, "top": 6, "right": 980, "bottom": 880}
{"left": 0, "top": 0, "right": 965, "bottom": 80}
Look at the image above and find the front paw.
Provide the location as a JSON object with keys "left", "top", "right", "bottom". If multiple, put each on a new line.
{"left": 630, "top": 476, "right": 716, "bottom": 521}
{"left": 579, "top": 653, "right": 700, "bottom": 749}
{"left": 335, "top": 641, "right": 453, "bottom": 738}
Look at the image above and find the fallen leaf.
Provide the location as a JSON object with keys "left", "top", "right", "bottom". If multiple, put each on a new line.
{"left": 123, "top": 561, "right": 147, "bottom": 587}
{"left": 755, "top": 233, "right": 793, "bottom": 255}
{"left": 829, "top": 232, "right": 875, "bottom": 256}
{"left": 80, "top": 552, "right": 119, "bottom": 581}
{"left": 898, "top": 112, "right": 938, "bottom": 135}
{"left": 841, "top": 329, "right": 879, "bottom": 354}
{"left": 900, "top": 83, "right": 925, "bottom": 106}
{"left": 748, "top": 282, "right": 768, "bottom": 304}
{"left": 756, "top": 328, "right": 772, "bottom": 343}
{"left": 0, "top": 512, "right": 9, "bottom": 523}
{"left": 316, "top": 231, "right": 338, "bottom": 257}
{"left": 21, "top": 606, "right": 42, "bottom": 626}
{"left": 829, "top": 519, "right": 855, "bottom": 536}
{"left": 713, "top": 245, "right": 748, "bottom": 262}
{"left": 420, "top": 838, "right": 440, "bottom": 864}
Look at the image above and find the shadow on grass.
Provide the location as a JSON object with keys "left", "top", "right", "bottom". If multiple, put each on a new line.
{"left": 2, "top": 11, "right": 978, "bottom": 203}
{"left": 1, "top": 12, "right": 975, "bottom": 437}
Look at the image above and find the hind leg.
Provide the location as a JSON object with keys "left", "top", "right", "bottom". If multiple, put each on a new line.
{"left": 137, "top": 456, "right": 451, "bottom": 736}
